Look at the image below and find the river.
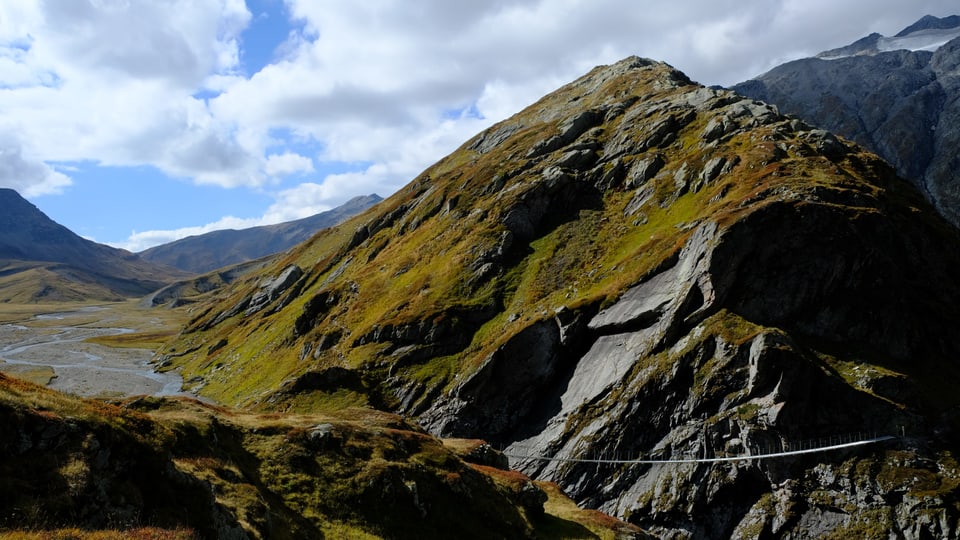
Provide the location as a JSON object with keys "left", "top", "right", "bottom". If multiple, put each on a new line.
{"left": 0, "top": 307, "right": 188, "bottom": 399}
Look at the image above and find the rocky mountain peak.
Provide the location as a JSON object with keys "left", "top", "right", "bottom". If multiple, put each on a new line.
{"left": 158, "top": 57, "right": 960, "bottom": 538}
{"left": 816, "top": 14, "right": 960, "bottom": 59}
{"left": 895, "top": 14, "right": 960, "bottom": 37}
{"left": 735, "top": 18, "right": 960, "bottom": 227}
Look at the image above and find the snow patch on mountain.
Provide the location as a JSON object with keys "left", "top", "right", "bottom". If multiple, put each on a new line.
{"left": 878, "top": 27, "right": 960, "bottom": 53}
{"left": 818, "top": 16, "right": 960, "bottom": 60}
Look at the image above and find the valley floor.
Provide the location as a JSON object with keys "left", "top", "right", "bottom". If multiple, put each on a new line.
{"left": 0, "top": 302, "right": 189, "bottom": 399}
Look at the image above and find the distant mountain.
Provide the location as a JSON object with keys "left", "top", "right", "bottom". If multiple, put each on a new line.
{"left": 733, "top": 14, "right": 960, "bottom": 226}
{"left": 896, "top": 14, "right": 960, "bottom": 37}
{"left": 0, "top": 188, "right": 187, "bottom": 302}
{"left": 814, "top": 15, "right": 960, "bottom": 59}
{"left": 139, "top": 194, "right": 382, "bottom": 274}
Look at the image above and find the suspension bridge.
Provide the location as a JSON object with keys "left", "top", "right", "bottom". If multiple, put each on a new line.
{"left": 502, "top": 431, "right": 898, "bottom": 466}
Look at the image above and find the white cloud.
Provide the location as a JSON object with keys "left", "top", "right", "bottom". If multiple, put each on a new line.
{"left": 0, "top": 135, "right": 71, "bottom": 197}
{"left": 118, "top": 171, "right": 371, "bottom": 251}
{"left": 122, "top": 213, "right": 264, "bottom": 252}
{"left": 264, "top": 151, "right": 314, "bottom": 177}
{"left": 34, "top": 0, "right": 250, "bottom": 87}
{"left": 0, "top": 0, "right": 262, "bottom": 190}
{"left": 0, "top": 3, "right": 42, "bottom": 43}
{"left": 4, "top": 0, "right": 960, "bottom": 249}
{"left": 208, "top": 0, "right": 960, "bottom": 216}
{"left": 263, "top": 168, "right": 391, "bottom": 223}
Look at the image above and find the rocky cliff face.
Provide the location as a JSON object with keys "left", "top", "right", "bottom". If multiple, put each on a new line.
{"left": 733, "top": 15, "right": 960, "bottom": 228}
{"left": 159, "top": 57, "right": 960, "bottom": 538}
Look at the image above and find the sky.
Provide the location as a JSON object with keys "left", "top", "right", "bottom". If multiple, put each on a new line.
{"left": 1, "top": 1, "right": 957, "bottom": 252}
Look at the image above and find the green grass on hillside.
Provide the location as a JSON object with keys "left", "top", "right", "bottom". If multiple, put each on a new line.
{"left": 0, "top": 372, "right": 643, "bottom": 539}
{"left": 0, "top": 528, "right": 199, "bottom": 540}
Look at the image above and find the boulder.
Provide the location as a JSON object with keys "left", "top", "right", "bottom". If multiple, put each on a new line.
{"left": 244, "top": 264, "right": 304, "bottom": 316}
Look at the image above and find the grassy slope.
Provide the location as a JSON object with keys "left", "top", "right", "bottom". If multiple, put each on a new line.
{"left": 0, "top": 258, "right": 187, "bottom": 304}
{"left": 5, "top": 58, "right": 960, "bottom": 537}
{"left": 0, "top": 261, "right": 126, "bottom": 303}
{"left": 0, "top": 372, "right": 643, "bottom": 539}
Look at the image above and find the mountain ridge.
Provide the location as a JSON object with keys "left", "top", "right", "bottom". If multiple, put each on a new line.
{"left": 139, "top": 194, "right": 382, "bottom": 274}
{"left": 154, "top": 56, "right": 960, "bottom": 538}
{"left": 734, "top": 15, "right": 960, "bottom": 227}
{"left": 0, "top": 188, "right": 187, "bottom": 301}
{"left": 896, "top": 14, "right": 960, "bottom": 37}
{"left": 816, "top": 14, "right": 960, "bottom": 58}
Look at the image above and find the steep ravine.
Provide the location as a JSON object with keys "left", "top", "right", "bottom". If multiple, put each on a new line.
{"left": 159, "top": 57, "right": 960, "bottom": 539}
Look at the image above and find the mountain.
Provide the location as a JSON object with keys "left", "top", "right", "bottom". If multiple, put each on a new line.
{"left": 139, "top": 194, "right": 383, "bottom": 274}
{"left": 814, "top": 15, "right": 960, "bottom": 59}
{"left": 153, "top": 57, "right": 960, "bottom": 538}
{"left": 0, "top": 188, "right": 187, "bottom": 302}
{"left": 732, "top": 14, "right": 960, "bottom": 227}
{"left": 0, "top": 373, "right": 643, "bottom": 539}
{"left": 897, "top": 14, "right": 960, "bottom": 36}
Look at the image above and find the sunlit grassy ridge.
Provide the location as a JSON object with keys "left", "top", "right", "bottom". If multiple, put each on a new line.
{"left": 0, "top": 372, "right": 642, "bottom": 539}
{"left": 0, "top": 261, "right": 128, "bottom": 303}
{"left": 158, "top": 57, "right": 934, "bottom": 417}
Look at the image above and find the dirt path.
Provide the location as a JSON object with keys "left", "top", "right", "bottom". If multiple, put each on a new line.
{"left": 0, "top": 307, "right": 188, "bottom": 399}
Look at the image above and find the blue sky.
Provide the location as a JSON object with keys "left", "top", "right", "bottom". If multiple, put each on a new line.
{"left": 1, "top": 1, "right": 957, "bottom": 251}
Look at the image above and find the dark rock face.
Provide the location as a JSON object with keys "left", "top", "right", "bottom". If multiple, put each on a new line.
{"left": 434, "top": 200, "right": 960, "bottom": 537}
{"left": 245, "top": 264, "right": 304, "bottom": 316}
{"left": 420, "top": 319, "right": 566, "bottom": 439}
{"left": 413, "top": 61, "right": 960, "bottom": 538}
{"left": 733, "top": 24, "right": 960, "bottom": 227}
{"left": 205, "top": 264, "right": 306, "bottom": 326}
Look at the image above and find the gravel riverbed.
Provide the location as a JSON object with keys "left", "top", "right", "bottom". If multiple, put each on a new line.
{"left": 0, "top": 308, "right": 187, "bottom": 399}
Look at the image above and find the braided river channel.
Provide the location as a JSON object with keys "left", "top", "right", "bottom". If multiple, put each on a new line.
{"left": 0, "top": 306, "right": 187, "bottom": 399}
